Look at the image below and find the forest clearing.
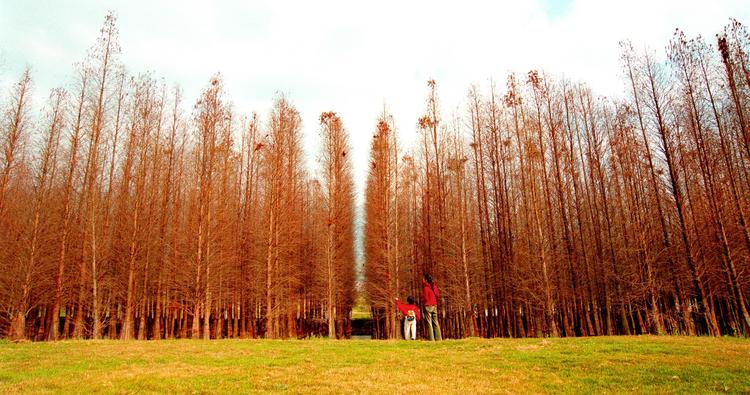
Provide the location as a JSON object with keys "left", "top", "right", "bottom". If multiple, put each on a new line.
{"left": 1, "top": 336, "right": 748, "bottom": 393}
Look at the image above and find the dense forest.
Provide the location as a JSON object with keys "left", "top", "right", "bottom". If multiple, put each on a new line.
{"left": 365, "top": 19, "right": 750, "bottom": 338}
{"left": 1, "top": 13, "right": 749, "bottom": 340}
{"left": 0, "top": 13, "right": 356, "bottom": 340}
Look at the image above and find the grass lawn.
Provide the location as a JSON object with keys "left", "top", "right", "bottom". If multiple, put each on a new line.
{"left": 0, "top": 336, "right": 748, "bottom": 394}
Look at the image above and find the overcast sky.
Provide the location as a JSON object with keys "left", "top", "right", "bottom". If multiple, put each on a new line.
{"left": 1, "top": 0, "right": 748, "bottom": 209}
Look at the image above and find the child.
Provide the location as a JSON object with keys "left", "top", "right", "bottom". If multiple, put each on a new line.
{"left": 395, "top": 296, "right": 421, "bottom": 340}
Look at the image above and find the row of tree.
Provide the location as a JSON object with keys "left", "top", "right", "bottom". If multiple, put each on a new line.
{"left": 0, "top": 13, "right": 356, "bottom": 340}
{"left": 365, "top": 19, "right": 750, "bottom": 338}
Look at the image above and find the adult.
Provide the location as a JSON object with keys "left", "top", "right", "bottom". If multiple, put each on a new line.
{"left": 422, "top": 273, "right": 442, "bottom": 341}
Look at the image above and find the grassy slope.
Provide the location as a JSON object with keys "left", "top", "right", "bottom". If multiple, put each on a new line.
{"left": 0, "top": 336, "right": 748, "bottom": 394}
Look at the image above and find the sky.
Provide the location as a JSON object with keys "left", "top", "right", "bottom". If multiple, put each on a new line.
{"left": 1, "top": 0, "right": 748, "bottom": 210}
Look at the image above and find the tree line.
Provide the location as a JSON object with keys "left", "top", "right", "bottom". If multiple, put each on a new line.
{"left": 0, "top": 13, "right": 356, "bottom": 340}
{"left": 365, "top": 19, "right": 750, "bottom": 338}
{"left": 3, "top": 13, "right": 750, "bottom": 341}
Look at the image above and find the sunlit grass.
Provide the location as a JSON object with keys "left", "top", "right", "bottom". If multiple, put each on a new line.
{"left": 351, "top": 293, "right": 371, "bottom": 320}
{"left": 0, "top": 336, "right": 748, "bottom": 393}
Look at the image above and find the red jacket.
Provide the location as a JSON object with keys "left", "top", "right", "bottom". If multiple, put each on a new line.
{"left": 423, "top": 279, "right": 440, "bottom": 306}
{"left": 396, "top": 300, "right": 421, "bottom": 320}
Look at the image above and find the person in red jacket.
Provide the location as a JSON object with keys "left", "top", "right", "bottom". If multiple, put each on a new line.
{"left": 395, "top": 296, "right": 421, "bottom": 340}
{"left": 423, "top": 273, "right": 442, "bottom": 341}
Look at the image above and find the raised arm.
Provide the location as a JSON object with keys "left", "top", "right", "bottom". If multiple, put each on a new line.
{"left": 394, "top": 298, "right": 406, "bottom": 315}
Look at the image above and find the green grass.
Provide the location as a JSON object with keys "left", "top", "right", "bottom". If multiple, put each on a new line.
{"left": 0, "top": 336, "right": 748, "bottom": 394}
{"left": 351, "top": 293, "right": 370, "bottom": 320}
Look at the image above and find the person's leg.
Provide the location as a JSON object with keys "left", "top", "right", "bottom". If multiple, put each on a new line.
{"left": 433, "top": 310, "right": 442, "bottom": 341}
{"left": 425, "top": 306, "right": 435, "bottom": 340}
{"left": 409, "top": 320, "right": 416, "bottom": 340}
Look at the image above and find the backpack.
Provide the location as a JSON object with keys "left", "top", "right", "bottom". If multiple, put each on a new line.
{"left": 406, "top": 309, "right": 416, "bottom": 321}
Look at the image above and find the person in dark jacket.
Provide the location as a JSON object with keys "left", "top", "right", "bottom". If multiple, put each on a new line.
{"left": 422, "top": 273, "right": 442, "bottom": 341}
